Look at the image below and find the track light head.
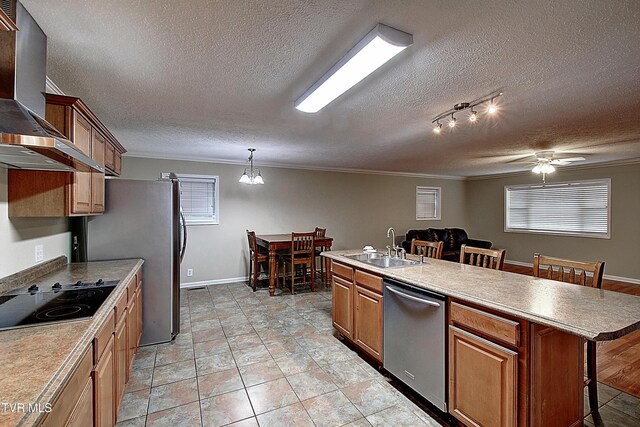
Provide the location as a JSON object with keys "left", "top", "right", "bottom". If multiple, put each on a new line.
{"left": 487, "top": 98, "right": 497, "bottom": 114}
{"left": 448, "top": 114, "right": 456, "bottom": 128}
{"left": 433, "top": 122, "right": 442, "bottom": 134}
{"left": 469, "top": 110, "right": 478, "bottom": 122}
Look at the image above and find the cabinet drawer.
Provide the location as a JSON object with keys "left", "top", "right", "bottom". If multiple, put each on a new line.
{"left": 450, "top": 302, "right": 520, "bottom": 347}
{"left": 94, "top": 310, "right": 115, "bottom": 362}
{"left": 114, "top": 290, "right": 127, "bottom": 324}
{"left": 332, "top": 262, "right": 353, "bottom": 281}
{"left": 355, "top": 270, "right": 383, "bottom": 294}
{"left": 40, "top": 346, "right": 93, "bottom": 427}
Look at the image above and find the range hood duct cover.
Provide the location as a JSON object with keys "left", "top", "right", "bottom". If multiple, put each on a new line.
{"left": 0, "top": 0, "right": 103, "bottom": 173}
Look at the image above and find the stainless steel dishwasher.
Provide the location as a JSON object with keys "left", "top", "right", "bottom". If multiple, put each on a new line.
{"left": 383, "top": 278, "right": 447, "bottom": 412}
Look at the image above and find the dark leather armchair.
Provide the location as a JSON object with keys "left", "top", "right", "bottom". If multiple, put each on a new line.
{"left": 401, "top": 228, "right": 492, "bottom": 262}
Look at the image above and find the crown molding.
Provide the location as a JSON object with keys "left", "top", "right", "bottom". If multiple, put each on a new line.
{"left": 45, "top": 76, "right": 65, "bottom": 95}
{"left": 123, "top": 152, "right": 466, "bottom": 180}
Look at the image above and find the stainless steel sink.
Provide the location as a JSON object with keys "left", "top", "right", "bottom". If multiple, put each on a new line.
{"left": 344, "top": 252, "right": 419, "bottom": 268}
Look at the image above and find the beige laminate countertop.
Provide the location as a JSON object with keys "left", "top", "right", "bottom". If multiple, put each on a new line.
{"left": 0, "top": 259, "right": 143, "bottom": 427}
{"left": 323, "top": 250, "right": 640, "bottom": 342}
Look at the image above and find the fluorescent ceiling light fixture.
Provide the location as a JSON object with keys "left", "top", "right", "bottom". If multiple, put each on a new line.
{"left": 294, "top": 23, "right": 413, "bottom": 113}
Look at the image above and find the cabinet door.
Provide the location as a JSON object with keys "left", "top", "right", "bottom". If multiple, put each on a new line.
{"left": 136, "top": 286, "right": 143, "bottom": 345}
{"left": 332, "top": 276, "right": 353, "bottom": 339}
{"left": 94, "top": 335, "right": 115, "bottom": 427}
{"left": 71, "top": 113, "right": 92, "bottom": 214}
{"left": 66, "top": 377, "right": 93, "bottom": 427}
{"left": 127, "top": 294, "right": 137, "bottom": 371}
{"left": 105, "top": 142, "right": 115, "bottom": 171}
{"left": 354, "top": 285, "right": 383, "bottom": 362}
{"left": 114, "top": 313, "right": 128, "bottom": 418}
{"left": 449, "top": 326, "right": 517, "bottom": 427}
{"left": 90, "top": 129, "right": 106, "bottom": 213}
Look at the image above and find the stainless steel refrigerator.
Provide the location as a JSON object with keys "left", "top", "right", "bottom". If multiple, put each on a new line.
{"left": 86, "top": 177, "right": 186, "bottom": 345}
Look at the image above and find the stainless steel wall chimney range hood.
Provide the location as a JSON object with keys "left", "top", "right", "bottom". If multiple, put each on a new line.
{"left": 0, "top": 0, "right": 103, "bottom": 173}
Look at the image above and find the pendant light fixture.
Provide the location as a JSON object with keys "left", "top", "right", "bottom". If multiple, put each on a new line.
{"left": 239, "top": 148, "right": 264, "bottom": 185}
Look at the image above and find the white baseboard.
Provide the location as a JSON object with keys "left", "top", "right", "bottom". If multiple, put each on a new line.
{"left": 181, "top": 276, "right": 248, "bottom": 289}
{"left": 505, "top": 259, "right": 640, "bottom": 285}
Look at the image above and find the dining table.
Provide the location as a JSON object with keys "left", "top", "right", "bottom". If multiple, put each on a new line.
{"left": 255, "top": 233, "right": 334, "bottom": 296}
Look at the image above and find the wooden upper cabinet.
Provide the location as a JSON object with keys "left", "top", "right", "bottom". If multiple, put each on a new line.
{"left": 7, "top": 94, "right": 125, "bottom": 217}
{"left": 0, "top": 6, "right": 18, "bottom": 31}
{"left": 91, "top": 129, "right": 106, "bottom": 213}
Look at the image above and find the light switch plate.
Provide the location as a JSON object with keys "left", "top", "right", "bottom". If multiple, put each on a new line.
{"left": 187, "top": 268, "right": 193, "bottom": 277}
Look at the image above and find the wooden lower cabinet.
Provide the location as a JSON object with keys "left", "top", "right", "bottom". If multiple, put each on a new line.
{"left": 448, "top": 299, "right": 584, "bottom": 427}
{"left": 354, "top": 285, "right": 383, "bottom": 361}
{"left": 114, "top": 312, "right": 128, "bottom": 415}
{"left": 93, "top": 335, "right": 115, "bottom": 427}
{"left": 136, "top": 286, "right": 143, "bottom": 344}
{"left": 40, "top": 347, "right": 93, "bottom": 427}
{"left": 332, "top": 275, "right": 353, "bottom": 339}
{"left": 127, "top": 293, "right": 138, "bottom": 372}
{"left": 331, "top": 261, "right": 383, "bottom": 364}
{"left": 66, "top": 377, "right": 94, "bottom": 427}
{"left": 449, "top": 326, "right": 517, "bottom": 427}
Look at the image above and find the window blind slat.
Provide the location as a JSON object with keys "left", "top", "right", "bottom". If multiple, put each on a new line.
{"left": 505, "top": 180, "right": 610, "bottom": 237}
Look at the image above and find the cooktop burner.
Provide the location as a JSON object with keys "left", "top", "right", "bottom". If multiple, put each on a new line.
{"left": 0, "top": 279, "right": 119, "bottom": 331}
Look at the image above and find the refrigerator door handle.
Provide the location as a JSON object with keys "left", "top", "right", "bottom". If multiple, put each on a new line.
{"left": 179, "top": 208, "right": 187, "bottom": 263}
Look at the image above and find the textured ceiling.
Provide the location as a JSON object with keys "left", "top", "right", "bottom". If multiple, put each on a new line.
{"left": 22, "top": 0, "right": 640, "bottom": 176}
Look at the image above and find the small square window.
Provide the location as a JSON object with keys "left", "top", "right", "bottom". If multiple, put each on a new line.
{"left": 163, "top": 173, "right": 219, "bottom": 225}
{"left": 416, "top": 186, "right": 441, "bottom": 220}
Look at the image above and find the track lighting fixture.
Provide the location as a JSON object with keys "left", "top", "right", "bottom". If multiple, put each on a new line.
{"left": 431, "top": 91, "right": 502, "bottom": 135}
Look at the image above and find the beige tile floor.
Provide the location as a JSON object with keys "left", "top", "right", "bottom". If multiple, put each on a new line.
{"left": 117, "top": 281, "right": 640, "bottom": 427}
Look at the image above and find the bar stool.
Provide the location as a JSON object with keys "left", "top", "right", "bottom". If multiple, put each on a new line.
{"left": 533, "top": 253, "right": 605, "bottom": 413}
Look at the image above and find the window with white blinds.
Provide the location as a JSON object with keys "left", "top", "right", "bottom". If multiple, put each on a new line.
{"left": 163, "top": 173, "right": 219, "bottom": 225}
{"left": 416, "top": 186, "right": 441, "bottom": 220}
{"left": 505, "top": 179, "right": 610, "bottom": 238}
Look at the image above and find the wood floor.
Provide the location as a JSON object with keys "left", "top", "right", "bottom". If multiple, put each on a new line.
{"left": 503, "top": 263, "right": 640, "bottom": 398}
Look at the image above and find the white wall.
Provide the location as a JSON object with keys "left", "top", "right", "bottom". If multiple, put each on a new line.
{"left": 0, "top": 169, "right": 70, "bottom": 277}
{"left": 121, "top": 157, "right": 467, "bottom": 284}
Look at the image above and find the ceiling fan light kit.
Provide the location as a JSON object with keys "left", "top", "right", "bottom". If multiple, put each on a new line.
{"left": 432, "top": 91, "right": 503, "bottom": 134}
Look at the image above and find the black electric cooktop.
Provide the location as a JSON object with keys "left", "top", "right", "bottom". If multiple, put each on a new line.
{"left": 0, "top": 279, "right": 119, "bottom": 331}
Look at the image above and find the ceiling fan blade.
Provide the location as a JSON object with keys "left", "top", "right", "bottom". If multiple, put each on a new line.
{"left": 550, "top": 157, "right": 586, "bottom": 165}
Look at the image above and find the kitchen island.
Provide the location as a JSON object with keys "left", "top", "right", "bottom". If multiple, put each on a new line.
{"left": 322, "top": 250, "right": 640, "bottom": 427}
{"left": 0, "top": 257, "right": 143, "bottom": 427}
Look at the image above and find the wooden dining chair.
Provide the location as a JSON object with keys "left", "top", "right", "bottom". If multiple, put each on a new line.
{"left": 410, "top": 239, "right": 444, "bottom": 259}
{"left": 459, "top": 244, "right": 506, "bottom": 270}
{"left": 314, "top": 227, "right": 327, "bottom": 286}
{"left": 533, "top": 253, "right": 605, "bottom": 412}
{"left": 280, "top": 232, "right": 315, "bottom": 294}
{"left": 246, "top": 230, "right": 268, "bottom": 291}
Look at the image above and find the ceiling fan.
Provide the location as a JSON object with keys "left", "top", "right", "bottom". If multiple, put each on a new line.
{"left": 521, "top": 151, "right": 586, "bottom": 182}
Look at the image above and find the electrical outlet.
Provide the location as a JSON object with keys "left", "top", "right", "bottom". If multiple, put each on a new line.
{"left": 35, "top": 244, "right": 44, "bottom": 262}
{"left": 187, "top": 268, "right": 193, "bottom": 277}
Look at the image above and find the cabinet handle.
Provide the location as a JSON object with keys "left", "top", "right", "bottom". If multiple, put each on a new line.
{"left": 386, "top": 286, "right": 441, "bottom": 307}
